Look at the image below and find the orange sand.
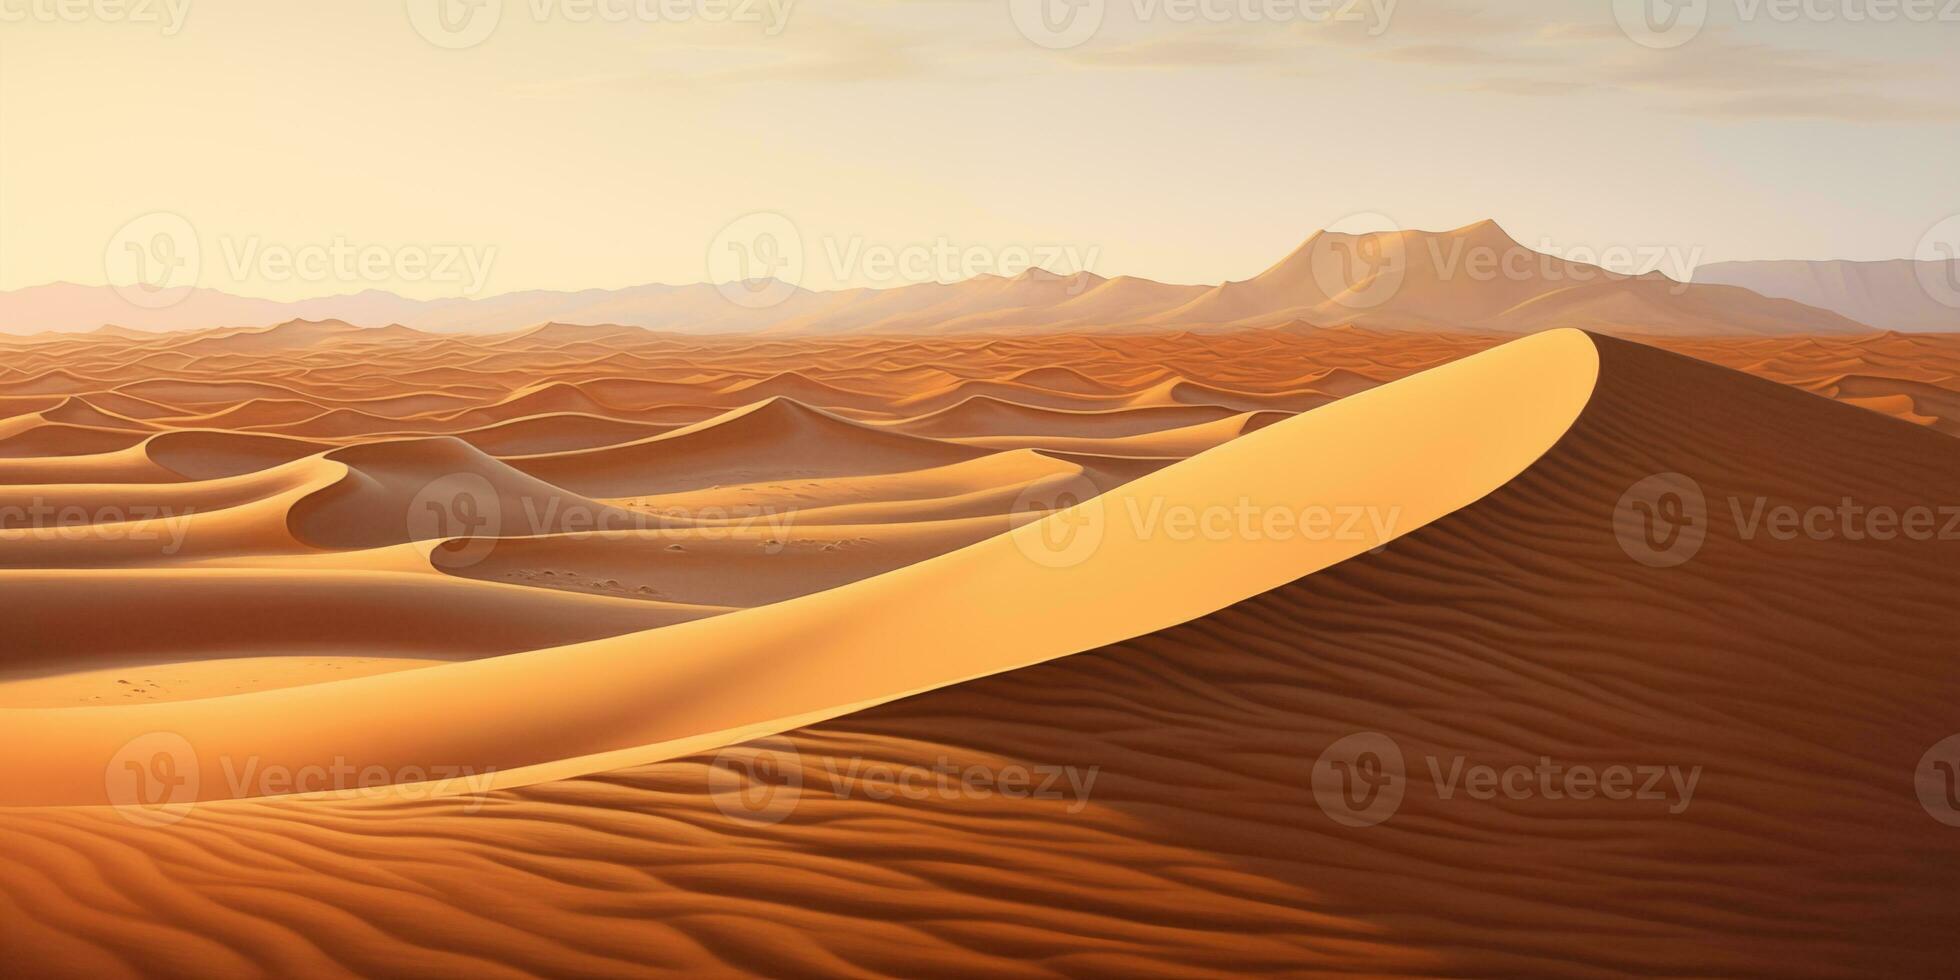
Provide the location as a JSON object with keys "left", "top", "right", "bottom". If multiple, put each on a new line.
{"left": 1, "top": 322, "right": 1956, "bottom": 976}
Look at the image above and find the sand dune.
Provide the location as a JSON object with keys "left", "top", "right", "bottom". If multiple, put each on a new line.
{"left": 0, "top": 420, "right": 150, "bottom": 458}
{"left": 441, "top": 412, "right": 680, "bottom": 455}
{"left": 288, "top": 437, "right": 640, "bottom": 550}
{"left": 511, "top": 397, "right": 988, "bottom": 497}
{"left": 0, "top": 321, "right": 1954, "bottom": 975}
{"left": 892, "top": 396, "right": 1239, "bottom": 439}
{"left": 1650, "top": 331, "right": 1960, "bottom": 432}
{"left": 143, "top": 430, "right": 332, "bottom": 481}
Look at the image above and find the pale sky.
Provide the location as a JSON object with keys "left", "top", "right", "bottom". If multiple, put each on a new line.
{"left": 2, "top": 0, "right": 1957, "bottom": 300}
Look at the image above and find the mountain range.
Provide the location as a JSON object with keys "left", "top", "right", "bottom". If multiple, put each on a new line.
{"left": 1693, "top": 258, "right": 1960, "bottom": 332}
{"left": 0, "top": 221, "right": 1927, "bottom": 336}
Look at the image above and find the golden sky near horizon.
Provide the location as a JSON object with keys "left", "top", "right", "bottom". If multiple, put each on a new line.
{"left": 1, "top": 0, "right": 1957, "bottom": 300}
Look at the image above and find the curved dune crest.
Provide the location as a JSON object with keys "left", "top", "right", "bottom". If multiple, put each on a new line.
{"left": 892, "top": 395, "right": 1239, "bottom": 439}
{"left": 0, "top": 329, "right": 1600, "bottom": 806}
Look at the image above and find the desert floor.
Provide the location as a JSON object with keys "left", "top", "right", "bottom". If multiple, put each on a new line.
{"left": 2, "top": 322, "right": 1958, "bottom": 976}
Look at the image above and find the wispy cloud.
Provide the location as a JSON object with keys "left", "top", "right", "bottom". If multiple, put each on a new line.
{"left": 1067, "top": 35, "right": 1300, "bottom": 68}
{"left": 1295, "top": 1, "right": 1958, "bottom": 124}
{"left": 1686, "top": 91, "right": 1960, "bottom": 123}
{"left": 508, "top": 0, "right": 1960, "bottom": 125}
{"left": 1366, "top": 43, "right": 1546, "bottom": 66}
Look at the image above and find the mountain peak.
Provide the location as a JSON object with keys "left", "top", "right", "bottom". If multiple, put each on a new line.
{"left": 267, "top": 317, "right": 360, "bottom": 333}
{"left": 1007, "top": 267, "right": 1106, "bottom": 286}
{"left": 1447, "top": 218, "right": 1521, "bottom": 249}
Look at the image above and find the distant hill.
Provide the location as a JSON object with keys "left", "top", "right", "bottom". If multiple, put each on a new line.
{"left": 1694, "top": 259, "right": 1960, "bottom": 332}
{"left": 0, "top": 222, "right": 1883, "bottom": 336}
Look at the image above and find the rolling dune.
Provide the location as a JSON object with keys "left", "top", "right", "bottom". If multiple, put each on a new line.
{"left": 0, "top": 322, "right": 1955, "bottom": 976}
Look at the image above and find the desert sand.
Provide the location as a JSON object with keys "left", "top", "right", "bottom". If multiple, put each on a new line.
{"left": 1, "top": 321, "right": 1957, "bottom": 975}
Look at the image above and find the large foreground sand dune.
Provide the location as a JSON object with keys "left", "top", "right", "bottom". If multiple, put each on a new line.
{"left": 1, "top": 327, "right": 1957, "bottom": 976}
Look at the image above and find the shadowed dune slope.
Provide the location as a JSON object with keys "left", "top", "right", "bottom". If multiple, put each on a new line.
{"left": 3, "top": 334, "right": 1957, "bottom": 976}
